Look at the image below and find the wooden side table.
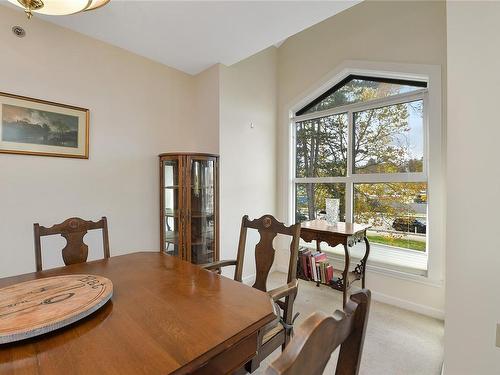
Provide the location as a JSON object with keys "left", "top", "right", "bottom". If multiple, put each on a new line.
{"left": 299, "top": 220, "right": 371, "bottom": 307}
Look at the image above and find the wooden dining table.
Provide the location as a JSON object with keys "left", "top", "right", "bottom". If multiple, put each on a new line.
{"left": 0, "top": 252, "right": 277, "bottom": 374}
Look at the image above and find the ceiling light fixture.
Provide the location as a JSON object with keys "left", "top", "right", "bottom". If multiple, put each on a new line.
{"left": 8, "top": 0, "right": 110, "bottom": 19}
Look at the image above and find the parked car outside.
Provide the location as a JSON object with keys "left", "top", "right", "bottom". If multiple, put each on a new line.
{"left": 392, "top": 217, "right": 426, "bottom": 234}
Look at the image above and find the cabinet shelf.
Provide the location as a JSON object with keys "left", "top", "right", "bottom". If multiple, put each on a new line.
{"left": 160, "top": 153, "right": 219, "bottom": 265}
{"left": 191, "top": 235, "right": 214, "bottom": 245}
{"left": 165, "top": 231, "right": 179, "bottom": 244}
{"left": 192, "top": 249, "right": 215, "bottom": 257}
{"left": 164, "top": 209, "right": 179, "bottom": 217}
{"left": 191, "top": 212, "right": 214, "bottom": 218}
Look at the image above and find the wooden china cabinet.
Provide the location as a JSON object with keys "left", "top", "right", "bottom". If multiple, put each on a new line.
{"left": 159, "top": 153, "right": 219, "bottom": 264}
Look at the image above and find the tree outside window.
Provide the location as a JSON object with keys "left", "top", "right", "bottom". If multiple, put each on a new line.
{"left": 294, "top": 76, "right": 427, "bottom": 252}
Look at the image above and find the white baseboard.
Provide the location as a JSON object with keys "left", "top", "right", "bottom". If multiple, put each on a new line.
{"left": 274, "top": 264, "right": 444, "bottom": 320}
{"left": 357, "top": 287, "right": 444, "bottom": 320}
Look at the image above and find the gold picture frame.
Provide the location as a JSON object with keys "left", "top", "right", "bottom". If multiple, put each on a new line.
{"left": 0, "top": 91, "right": 89, "bottom": 159}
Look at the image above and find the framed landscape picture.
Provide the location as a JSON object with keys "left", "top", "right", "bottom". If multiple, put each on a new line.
{"left": 0, "top": 92, "right": 89, "bottom": 159}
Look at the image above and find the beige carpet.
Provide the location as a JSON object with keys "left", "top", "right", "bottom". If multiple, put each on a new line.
{"left": 253, "top": 272, "right": 444, "bottom": 375}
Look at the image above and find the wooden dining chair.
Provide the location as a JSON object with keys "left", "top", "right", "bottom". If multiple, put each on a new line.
{"left": 266, "top": 289, "right": 371, "bottom": 375}
{"left": 33, "top": 216, "right": 110, "bottom": 272}
{"left": 202, "top": 214, "right": 301, "bottom": 372}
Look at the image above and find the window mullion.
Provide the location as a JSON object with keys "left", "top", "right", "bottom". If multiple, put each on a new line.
{"left": 293, "top": 177, "right": 348, "bottom": 183}
{"left": 350, "top": 173, "right": 427, "bottom": 183}
{"left": 347, "top": 111, "right": 354, "bottom": 178}
{"left": 292, "top": 90, "right": 426, "bottom": 122}
{"left": 345, "top": 110, "right": 354, "bottom": 223}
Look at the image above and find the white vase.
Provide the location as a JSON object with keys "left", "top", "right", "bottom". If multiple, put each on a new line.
{"left": 325, "top": 198, "right": 340, "bottom": 224}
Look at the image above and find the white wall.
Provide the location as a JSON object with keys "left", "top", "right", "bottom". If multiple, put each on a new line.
{"left": 0, "top": 6, "right": 212, "bottom": 277}
{"left": 275, "top": 0, "right": 447, "bottom": 317}
{"left": 445, "top": 2, "right": 500, "bottom": 373}
{"left": 219, "top": 48, "right": 278, "bottom": 281}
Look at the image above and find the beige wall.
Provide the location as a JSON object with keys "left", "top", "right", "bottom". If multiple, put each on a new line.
{"left": 194, "top": 64, "right": 220, "bottom": 153}
{"left": 0, "top": 6, "right": 208, "bottom": 277}
{"left": 275, "top": 0, "right": 447, "bottom": 316}
{"left": 445, "top": 2, "right": 500, "bottom": 373}
{"left": 278, "top": 0, "right": 446, "bottom": 111}
{"left": 0, "top": 4, "right": 276, "bottom": 281}
{"left": 219, "top": 48, "right": 278, "bottom": 281}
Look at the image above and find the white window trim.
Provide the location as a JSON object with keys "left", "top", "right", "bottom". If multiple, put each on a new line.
{"left": 283, "top": 60, "right": 444, "bottom": 284}
{"left": 292, "top": 89, "right": 426, "bottom": 123}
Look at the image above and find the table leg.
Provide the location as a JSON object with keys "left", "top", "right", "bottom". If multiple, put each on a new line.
{"left": 361, "top": 235, "right": 370, "bottom": 289}
{"left": 342, "top": 243, "right": 350, "bottom": 308}
{"left": 315, "top": 240, "right": 321, "bottom": 287}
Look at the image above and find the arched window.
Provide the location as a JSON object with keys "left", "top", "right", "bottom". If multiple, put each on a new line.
{"left": 293, "top": 74, "right": 427, "bottom": 253}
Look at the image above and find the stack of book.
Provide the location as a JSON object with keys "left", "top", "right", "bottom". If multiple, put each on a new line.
{"left": 298, "top": 248, "right": 334, "bottom": 284}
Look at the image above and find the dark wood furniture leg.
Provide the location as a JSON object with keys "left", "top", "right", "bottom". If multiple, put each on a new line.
{"left": 314, "top": 240, "right": 321, "bottom": 287}
{"left": 362, "top": 235, "right": 370, "bottom": 289}
{"left": 298, "top": 222, "right": 371, "bottom": 311}
{"left": 342, "top": 241, "right": 350, "bottom": 308}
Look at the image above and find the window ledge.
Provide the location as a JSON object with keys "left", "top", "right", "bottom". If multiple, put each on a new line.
{"left": 301, "top": 242, "right": 439, "bottom": 285}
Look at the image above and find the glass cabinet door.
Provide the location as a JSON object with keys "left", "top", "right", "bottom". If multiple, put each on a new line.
{"left": 162, "top": 158, "right": 181, "bottom": 257}
{"left": 188, "top": 157, "right": 216, "bottom": 264}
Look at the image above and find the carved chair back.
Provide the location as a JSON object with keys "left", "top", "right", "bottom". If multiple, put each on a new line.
{"left": 34, "top": 217, "right": 110, "bottom": 272}
{"left": 232, "top": 214, "right": 301, "bottom": 292}
{"left": 266, "top": 289, "right": 371, "bottom": 375}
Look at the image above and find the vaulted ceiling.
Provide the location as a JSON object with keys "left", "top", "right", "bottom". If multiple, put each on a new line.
{"left": 3, "top": 1, "right": 360, "bottom": 74}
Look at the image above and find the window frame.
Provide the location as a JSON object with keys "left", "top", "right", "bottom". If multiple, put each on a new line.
{"left": 295, "top": 74, "right": 428, "bottom": 116}
{"left": 292, "top": 86, "right": 428, "bottom": 227}
{"left": 283, "top": 62, "right": 443, "bottom": 283}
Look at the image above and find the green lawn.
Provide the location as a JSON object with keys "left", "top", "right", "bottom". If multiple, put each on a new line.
{"left": 367, "top": 234, "right": 426, "bottom": 252}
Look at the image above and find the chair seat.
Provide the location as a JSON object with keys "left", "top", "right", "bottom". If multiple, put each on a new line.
{"left": 263, "top": 323, "right": 285, "bottom": 344}
{"left": 261, "top": 300, "right": 283, "bottom": 344}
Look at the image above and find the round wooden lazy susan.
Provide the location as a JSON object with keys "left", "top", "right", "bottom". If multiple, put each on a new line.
{"left": 0, "top": 274, "right": 113, "bottom": 344}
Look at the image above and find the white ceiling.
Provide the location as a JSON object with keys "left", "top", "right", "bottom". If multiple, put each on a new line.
{"left": 4, "top": 1, "right": 360, "bottom": 75}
